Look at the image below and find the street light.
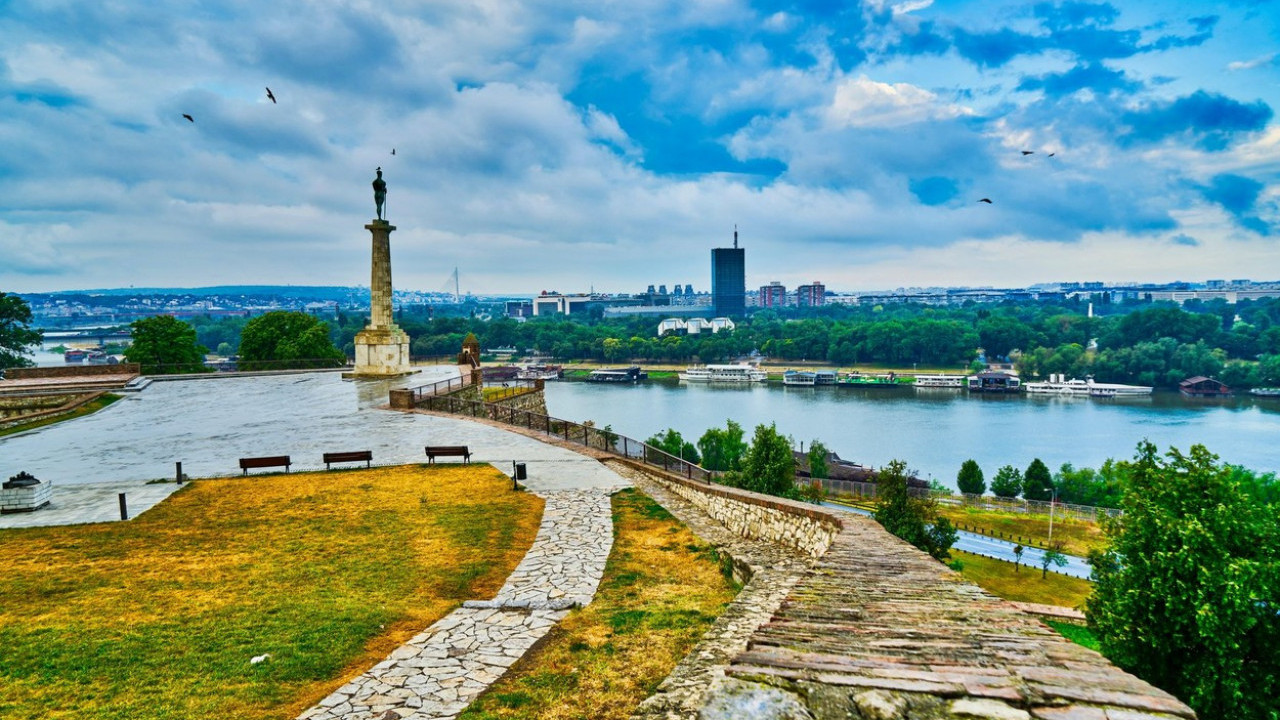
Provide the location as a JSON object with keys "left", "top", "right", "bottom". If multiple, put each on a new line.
{"left": 1048, "top": 486, "right": 1058, "bottom": 544}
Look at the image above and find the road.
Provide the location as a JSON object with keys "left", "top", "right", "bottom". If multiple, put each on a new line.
{"left": 823, "top": 501, "right": 1094, "bottom": 580}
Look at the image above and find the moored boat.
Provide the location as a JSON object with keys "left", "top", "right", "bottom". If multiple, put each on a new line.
{"left": 783, "top": 370, "right": 817, "bottom": 386}
{"left": 679, "top": 364, "right": 768, "bottom": 383}
{"left": 587, "top": 366, "right": 648, "bottom": 383}
{"left": 839, "top": 371, "right": 912, "bottom": 388}
{"left": 1250, "top": 387, "right": 1280, "bottom": 397}
{"left": 913, "top": 374, "right": 966, "bottom": 388}
{"left": 1024, "top": 374, "right": 1152, "bottom": 396}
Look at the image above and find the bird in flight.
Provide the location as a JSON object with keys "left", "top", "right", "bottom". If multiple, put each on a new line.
{"left": 391, "top": 148, "right": 396, "bottom": 155}
{"left": 978, "top": 198, "right": 993, "bottom": 204}
{"left": 182, "top": 113, "right": 194, "bottom": 123}
{"left": 1048, "top": 152, "right": 1056, "bottom": 157}
{"left": 265, "top": 87, "right": 276, "bottom": 103}
{"left": 1021, "top": 150, "right": 1034, "bottom": 155}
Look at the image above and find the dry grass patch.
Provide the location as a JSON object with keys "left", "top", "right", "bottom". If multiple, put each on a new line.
{"left": 0, "top": 464, "right": 542, "bottom": 720}
{"left": 0, "top": 393, "right": 122, "bottom": 438}
{"left": 951, "top": 550, "right": 1094, "bottom": 609}
{"left": 937, "top": 505, "right": 1108, "bottom": 558}
{"left": 459, "top": 488, "right": 739, "bottom": 720}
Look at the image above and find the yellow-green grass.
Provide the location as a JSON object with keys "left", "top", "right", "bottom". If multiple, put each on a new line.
{"left": 0, "top": 465, "right": 542, "bottom": 720}
{"left": 936, "top": 505, "right": 1108, "bottom": 558}
{"left": 0, "top": 393, "right": 121, "bottom": 438}
{"left": 459, "top": 488, "right": 739, "bottom": 720}
{"left": 1045, "top": 620, "right": 1101, "bottom": 652}
{"left": 951, "top": 550, "right": 1094, "bottom": 609}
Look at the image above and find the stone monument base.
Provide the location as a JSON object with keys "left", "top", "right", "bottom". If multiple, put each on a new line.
{"left": 345, "top": 326, "right": 416, "bottom": 378}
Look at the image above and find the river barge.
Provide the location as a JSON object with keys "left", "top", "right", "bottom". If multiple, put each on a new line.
{"left": 679, "top": 364, "right": 768, "bottom": 383}
{"left": 1023, "top": 374, "right": 1152, "bottom": 396}
{"left": 587, "top": 366, "right": 648, "bottom": 383}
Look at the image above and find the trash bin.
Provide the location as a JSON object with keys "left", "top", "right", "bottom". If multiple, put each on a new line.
{"left": 513, "top": 463, "right": 527, "bottom": 481}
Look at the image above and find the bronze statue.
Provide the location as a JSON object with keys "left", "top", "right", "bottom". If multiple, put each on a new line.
{"left": 372, "top": 167, "right": 387, "bottom": 220}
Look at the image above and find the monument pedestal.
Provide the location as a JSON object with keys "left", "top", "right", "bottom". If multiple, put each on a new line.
{"left": 346, "top": 219, "right": 417, "bottom": 379}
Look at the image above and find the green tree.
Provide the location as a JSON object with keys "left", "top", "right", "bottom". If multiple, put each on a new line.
{"left": 238, "top": 311, "right": 345, "bottom": 370}
{"left": 697, "top": 420, "right": 747, "bottom": 472}
{"left": 1040, "top": 546, "right": 1068, "bottom": 578}
{"left": 124, "top": 315, "right": 208, "bottom": 374}
{"left": 991, "top": 465, "right": 1023, "bottom": 499}
{"left": 807, "top": 439, "right": 830, "bottom": 480}
{"left": 0, "top": 293, "right": 42, "bottom": 369}
{"left": 738, "top": 423, "right": 795, "bottom": 497}
{"left": 1013, "top": 544, "right": 1025, "bottom": 573}
{"left": 646, "top": 428, "right": 699, "bottom": 465}
{"left": 1088, "top": 442, "right": 1279, "bottom": 719}
{"left": 873, "top": 460, "right": 957, "bottom": 561}
{"left": 1023, "top": 458, "right": 1054, "bottom": 501}
{"left": 956, "top": 459, "right": 986, "bottom": 495}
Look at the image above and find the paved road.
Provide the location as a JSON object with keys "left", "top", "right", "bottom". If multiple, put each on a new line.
{"left": 823, "top": 502, "right": 1093, "bottom": 580}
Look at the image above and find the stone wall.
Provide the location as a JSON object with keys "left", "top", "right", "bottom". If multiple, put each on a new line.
{"left": 635, "top": 467, "right": 842, "bottom": 558}
{"left": 491, "top": 388, "right": 548, "bottom": 417}
{"left": 4, "top": 364, "right": 140, "bottom": 380}
{"left": 0, "top": 391, "right": 106, "bottom": 430}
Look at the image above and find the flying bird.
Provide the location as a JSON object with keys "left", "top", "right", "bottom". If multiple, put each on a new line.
{"left": 182, "top": 113, "right": 194, "bottom": 123}
{"left": 391, "top": 148, "right": 396, "bottom": 155}
{"left": 265, "top": 87, "right": 276, "bottom": 103}
{"left": 1021, "top": 150, "right": 1034, "bottom": 155}
{"left": 1048, "top": 152, "right": 1056, "bottom": 157}
{"left": 978, "top": 198, "right": 993, "bottom": 204}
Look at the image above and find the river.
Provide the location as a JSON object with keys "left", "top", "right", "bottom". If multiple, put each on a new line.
{"left": 543, "top": 379, "right": 1280, "bottom": 486}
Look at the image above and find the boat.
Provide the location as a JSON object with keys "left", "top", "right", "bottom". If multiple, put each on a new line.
{"left": 814, "top": 370, "right": 838, "bottom": 385}
{"left": 967, "top": 371, "right": 1020, "bottom": 393}
{"left": 1024, "top": 374, "right": 1152, "bottom": 396}
{"left": 839, "top": 371, "right": 912, "bottom": 388}
{"left": 679, "top": 364, "right": 768, "bottom": 383}
{"left": 913, "top": 374, "right": 966, "bottom": 388}
{"left": 516, "top": 363, "right": 563, "bottom": 380}
{"left": 1250, "top": 388, "right": 1280, "bottom": 397}
{"left": 63, "top": 348, "right": 89, "bottom": 363}
{"left": 587, "top": 366, "right": 648, "bottom": 383}
{"left": 783, "top": 370, "right": 817, "bottom": 386}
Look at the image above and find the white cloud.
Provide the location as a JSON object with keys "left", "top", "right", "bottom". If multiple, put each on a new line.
{"left": 1227, "top": 53, "right": 1277, "bottom": 71}
{"left": 825, "top": 75, "right": 972, "bottom": 129}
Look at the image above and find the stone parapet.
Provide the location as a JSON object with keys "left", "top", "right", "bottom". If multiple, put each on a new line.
{"left": 633, "top": 468, "right": 842, "bottom": 558}
{"left": 3, "top": 364, "right": 140, "bottom": 380}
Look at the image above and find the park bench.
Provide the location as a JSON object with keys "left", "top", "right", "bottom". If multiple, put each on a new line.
{"left": 239, "top": 455, "right": 292, "bottom": 475}
{"left": 425, "top": 445, "right": 471, "bottom": 464}
{"left": 323, "top": 450, "right": 373, "bottom": 470}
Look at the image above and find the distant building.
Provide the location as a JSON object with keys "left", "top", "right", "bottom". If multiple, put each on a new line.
{"left": 796, "top": 281, "right": 825, "bottom": 307}
{"left": 759, "top": 281, "right": 787, "bottom": 307}
{"left": 657, "top": 318, "right": 686, "bottom": 335}
{"left": 1180, "top": 376, "right": 1231, "bottom": 397}
{"left": 532, "top": 292, "right": 597, "bottom": 316}
{"left": 712, "top": 229, "right": 746, "bottom": 317}
{"left": 505, "top": 300, "right": 533, "bottom": 318}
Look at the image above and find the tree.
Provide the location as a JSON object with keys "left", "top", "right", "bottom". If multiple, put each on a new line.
{"left": 738, "top": 423, "right": 795, "bottom": 497}
{"left": 807, "top": 439, "right": 830, "bottom": 480}
{"left": 1040, "top": 545, "right": 1067, "bottom": 578}
{"left": 0, "top": 293, "right": 42, "bottom": 369}
{"left": 874, "top": 460, "right": 957, "bottom": 561}
{"left": 238, "top": 311, "right": 344, "bottom": 370}
{"left": 991, "top": 465, "right": 1023, "bottom": 498}
{"left": 697, "top": 420, "right": 747, "bottom": 472}
{"left": 646, "top": 428, "right": 699, "bottom": 465}
{"left": 1023, "top": 458, "right": 1054, "bottom": 501}
{"left": 1087, "top": 441, "right": 1279, "bottom": 720}
{"left": 956, "top": 459, "right": 986, "bottom": 495}
{"left": 1013, "top": 544, "right": 1025, "bottom": 573}
{"left": 124, "top": 315, "right": 208, "bottom": 374}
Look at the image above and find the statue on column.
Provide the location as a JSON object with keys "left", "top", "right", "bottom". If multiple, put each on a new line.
{"left": 372, "top": 167, "right": 387, "bottom": 220}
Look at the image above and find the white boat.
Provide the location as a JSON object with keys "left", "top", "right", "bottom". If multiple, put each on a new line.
{"left": 913, "top": 374, "right": 966, "bottom": 388}
{"left": 1024, "top": 374, "right": 1152, "bottom": 396}
{"left": 679, "top": 364, "right": 768, "bottom": 383}
{"left": 783, "top": 370, "right": 817, "bottom": 386}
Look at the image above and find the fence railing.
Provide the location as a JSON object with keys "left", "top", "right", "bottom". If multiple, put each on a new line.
{"left": 405, "top": 374, "right": 472, "bottom": 404}
{"left": 482, "top": 379, "right": 540, "bottom": 403}
{"left": 419, "top": 391, "right": 712, "bottom": 482}
{"left": 943, "top": 493, "right": 1121, "bottom": 521}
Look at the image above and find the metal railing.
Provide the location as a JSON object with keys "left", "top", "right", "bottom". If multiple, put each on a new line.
{"left": 419, "top": 391, "right": 712, "bottom": 482}
{"left": 405, "top": 374, "right": 472, "bottom": 403}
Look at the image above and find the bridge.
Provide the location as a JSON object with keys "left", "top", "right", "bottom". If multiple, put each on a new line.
{"left": 39, "top": 328, "right": 133, "bottom": 345}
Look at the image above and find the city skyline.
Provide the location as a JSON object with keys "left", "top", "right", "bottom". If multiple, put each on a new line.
{"left": 2, "top": 1, "right": 1278, "bottom": 295}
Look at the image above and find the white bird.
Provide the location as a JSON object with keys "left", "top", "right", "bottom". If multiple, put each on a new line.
{"left": 251, "top": 653, "right": 271, "bottom": 664}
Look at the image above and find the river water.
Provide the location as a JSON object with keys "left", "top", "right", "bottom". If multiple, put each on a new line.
{"left": 543, "top": 380, "right": 1280, "bottom": 485}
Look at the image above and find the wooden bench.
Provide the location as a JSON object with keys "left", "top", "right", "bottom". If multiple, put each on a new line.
{"left": 323, "top": 450, "right": 373, "bottom": 470}
{"left": 239, "top": 455, "right": 291, "bottom": 474}
{"left": 425, "top": 445, "right": 471, "bottom": 464}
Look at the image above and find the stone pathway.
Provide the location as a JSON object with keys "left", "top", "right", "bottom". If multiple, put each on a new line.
{"left": 297, "top": 484, "right": 621, "bottom": 720}
{"left": 0, "top": 479, "right": 184, "bottom": 529}
{"left": 608, "top": 462, "right": 817, "bottom": 720}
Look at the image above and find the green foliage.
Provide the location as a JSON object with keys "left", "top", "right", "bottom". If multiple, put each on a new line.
{"left": 238, "top": 311, "right": 345, "bottom": 370}
{"left": 991, "top": 465, "right": 1023, "bottom": 499}
{"left": 645, "top": 428, "right": 700, "bottom": 465}
{"left": 1040, "top": 546, "right": 1068, "bottom": 578}
{"left": 124, "top": 315, "right": 208, "bottom": 374}
{"left": 956, "top": 459, "right": 986, "bottom": 495}
{"left": 0, "top": 293, "right": 42, "bottom": 369}
{"left": 696, "top": 420, "right": 747, "bottom": 472}
{"left": 1054, "top": 461, "right": 1124, "bottom": 508}
{"left": 807, "top": 439, "right": 830, "bottom": 480}
{"left": 1012, "top": 544, "right": 1025, "bottom": 573}
{"left": 738, "top": 423, "right": 795, "bottom": 497}
{"left": 1087, "top": 441, "right": 1280, "bottom": 720}
{"left": 873, "top": 460, "right": 957, "bottom": 561}
{"left": 1023, "top": 458, "right": 1054, "bottom": 501}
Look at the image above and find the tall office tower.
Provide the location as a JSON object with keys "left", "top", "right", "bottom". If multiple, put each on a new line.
{"left": 711, "top": 227, "right": 746, "bottom": 317}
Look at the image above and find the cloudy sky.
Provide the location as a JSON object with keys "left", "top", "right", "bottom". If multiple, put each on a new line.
{"left": 2, "top": 0, "right": 1278, "bottom": 295}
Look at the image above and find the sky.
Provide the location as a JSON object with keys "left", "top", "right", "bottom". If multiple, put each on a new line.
{"left": 1, "top": 0, "right": 1278, "bottom": 296}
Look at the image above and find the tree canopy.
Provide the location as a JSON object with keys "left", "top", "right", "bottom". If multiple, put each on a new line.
{"left": 956, "top": 459, "right": 985, "bottom": 495}
{"left": 990, "top": 465, "right": 1023, "bottom": 499}
{"left": 0, "top": 293, "right": 42, "bottom": 370}
{"left": 645, "top": 428, "right": 699, "bottom": 465}
{"left": 696, "top": 420, "right": 747, "bottom": 472}
{"left": 735, "top": 423, "right": 795, "bottom": 497}
{"left": 1088, "top": 441, "right": 1279, "bottom": 719}
{"left": 1023, "top": 458, "right": 1054, "bottom": 501}
{"left": 873, "top": 459, "right": 957, "bottom": 561}
{"left": 238, "top": 311, "right": 345, "bottom": 370}
{"left": 123, "top": 315, "right": 208, "bottom": 374}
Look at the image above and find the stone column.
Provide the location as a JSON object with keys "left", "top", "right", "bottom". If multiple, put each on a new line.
{"left": 348, "top": 220, "right": 414, "bottom": 378}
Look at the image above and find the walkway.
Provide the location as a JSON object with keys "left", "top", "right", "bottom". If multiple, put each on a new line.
{"left": 297, "top": 456, "right": 629, "bottom": 720}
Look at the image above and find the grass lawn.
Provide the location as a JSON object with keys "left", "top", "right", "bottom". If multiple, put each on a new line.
{"left": 0, "top": 393, "right": 121, "bottom": 438}
{"left": 459, "top": 488, "right": 739, "bottom": 720}
{"left": 951, "top": 550, "right": 1094, "bottom": 609}
{"left": 1046, "top": 620, "right": 1101, "bottom": 652}
{"left": 936, "top": 505, "right": 1108, "bottom": 558}
{"left": 0, "top": 465, "right": 543, "bottom": 720}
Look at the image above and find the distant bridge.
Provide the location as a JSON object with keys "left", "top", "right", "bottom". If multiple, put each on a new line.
{"left": 39, "top": 329, "right": 133, "bottom": 345}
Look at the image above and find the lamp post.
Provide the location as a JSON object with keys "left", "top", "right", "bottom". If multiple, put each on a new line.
{"left": 1048, "top": 487, "right": 1058, "bottom": 544}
